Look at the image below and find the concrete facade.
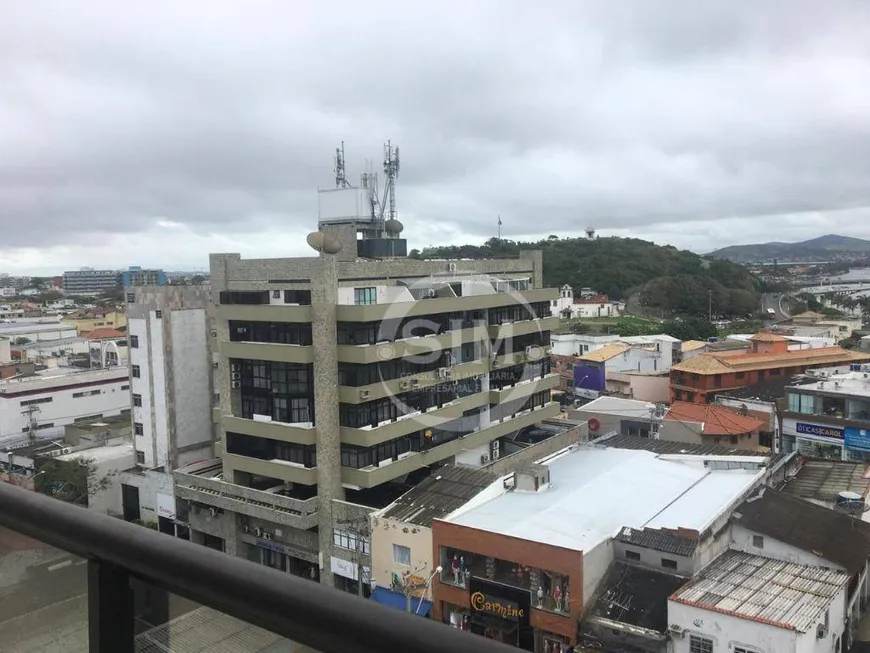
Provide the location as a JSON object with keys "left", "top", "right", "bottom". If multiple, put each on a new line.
{"left": 189, "top": 245, "right": 557, "bottom": 594}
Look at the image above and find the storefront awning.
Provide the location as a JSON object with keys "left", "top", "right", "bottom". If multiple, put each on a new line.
{"left": 370, "top": 587, "right": 432, "bottom": 616}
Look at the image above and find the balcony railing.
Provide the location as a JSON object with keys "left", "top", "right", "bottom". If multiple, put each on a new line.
{"left": 0, "top": 481, "right": 516, "bottom": 653}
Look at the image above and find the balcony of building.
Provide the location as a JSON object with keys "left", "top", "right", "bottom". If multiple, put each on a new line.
{"left": 222, "top": 414, "right": 317, "bottom": 445}
{"left": 335, "top": 288, "right": 558, "bottom": 322}
{"left": 221, "top": 340, "right": 314, "bottom": 364}
{"left": 340, "top": 401, "right": 561, "bottom": 488}
{"left": 174, "top": 459, "right": 319, "bottom": 530}
{"left": 0, "top": 482, "right": 512, "bottom": 653}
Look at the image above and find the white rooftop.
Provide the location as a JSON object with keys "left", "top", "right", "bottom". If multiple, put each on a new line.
{"left": 790, "top": 369, "right": 870, "bottom": 398}
{"left": 0, "top": 321, "right": 75, "bottom": 335}
{"left": 574, "top": 396, "right": 655, "bottom": 417}
{"left": 671, "top": 550, "right": 849, "bottom": 633}
{"left": 447, "top": 447, "right": 764, "bottom": 553}
{"left": 620, "top": 334, "right": 681, "bottom": 344}
{"left": 56, "top": 441, "right": 134, "bottom": 464}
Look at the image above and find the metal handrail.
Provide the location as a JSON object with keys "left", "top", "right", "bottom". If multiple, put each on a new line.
{"left": 0, "top": 482, "right": 515, "bottom": 653}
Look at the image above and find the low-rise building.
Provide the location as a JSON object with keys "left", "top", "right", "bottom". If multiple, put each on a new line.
{"left": 569, "top": 396, "right": 658, "bottom": 439}
{"left": 431, "top": 445, "right": 769, "bottom": 650}
{"left": 670, "top": 332, "right": 870, "bottom": 404}
{"left": 660, "top": 401, "right": 766, "bottom": 449}
{"left": 64, "top": 309, "right": 127, "bottom": 336}
{"left": 0, "top": 320, "right": 78, "bottom": 344}
{"left": 668, "top": 550, "right": 849, "bottom": 653}
{"left": 0, "top": 367, "right": 130, "bottom": 447}
{"left": 781, "top": 365, "right": 870, "bottom": 461}
{"left": 370, "top": 466, "right": 495, "bottom": 616}
{"left": 550, "top": 285, "right": 622, "bottom": 319}
{"left": 550, "top": 333, "right": 619, "bottom": 357}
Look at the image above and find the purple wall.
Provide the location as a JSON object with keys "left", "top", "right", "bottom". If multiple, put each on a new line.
{"left": 574, "top": 364, "right": 605, "bottom": 392}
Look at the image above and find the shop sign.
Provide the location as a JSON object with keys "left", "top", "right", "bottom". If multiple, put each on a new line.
{"left": 845, "top": 428, "right": 870, "bottom": 452}
{"left": 468, "top": 576, "right": 531, "bottom": 626}
{"left": 331, "top": 555, "right": 370, "bottom": 582}
{"left": 795, "top": 422, "right": 844, "bottom": 440}
{"left": 470, "top": 591, "right": 524, "bottom": 621}
{"left": 156, "top": 493, "right": 176, "bottom": 520}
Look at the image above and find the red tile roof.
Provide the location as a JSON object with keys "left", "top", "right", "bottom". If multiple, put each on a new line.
{"left": 86, "top": 327, "right": 126, "bottom": 340}
{"left": 664, "top": 401, "right": 765, "bottom": 436}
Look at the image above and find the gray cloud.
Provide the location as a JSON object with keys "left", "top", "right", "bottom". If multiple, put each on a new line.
{"left": 1, "top": 0, "right": 869, "bottom": 262}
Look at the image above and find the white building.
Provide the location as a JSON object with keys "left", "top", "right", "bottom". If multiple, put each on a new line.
{"left": 551, "top": 333, "right": 620, "bottom": 357}
{"left": 550, "top": 285, "right": 623, "bottom": 319}
{"left": 620, "top": 334, "right": 680, "bottom": 374}
{"left": 54, "top": 439, "right": 136, "bottom": 515}
{"left": 669, "top": 550, "right": 848, "bottom": 653}
{"left": 126, "top": 285, "right": 213, "bottom": 470}
{"left": 0, "top": 367, "right": 130, "bottom": 446}
{"left": 0, "top": 321, "right": 78, "bottom": 344}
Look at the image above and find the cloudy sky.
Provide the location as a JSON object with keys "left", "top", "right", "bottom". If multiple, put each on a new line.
{"left": 2, "top": 1, "right": 869, "bottom": 275}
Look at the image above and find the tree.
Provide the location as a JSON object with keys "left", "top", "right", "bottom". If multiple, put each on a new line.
{"left": 34, "top": 457, "right": 111, "bottom": 507}
{"left": 13, "top": 337, "right": 30, "bottom": 345}
{"left": 661, "top": 317, "right": 717, "bottom": 342}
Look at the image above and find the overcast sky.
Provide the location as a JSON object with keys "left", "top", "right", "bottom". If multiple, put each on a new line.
{"left": 2, "top": 1, "right": 869, "bottom": 275}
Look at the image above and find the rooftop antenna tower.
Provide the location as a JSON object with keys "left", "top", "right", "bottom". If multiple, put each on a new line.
{"left": 381, "top": 140, "right": 400, "bottom": 222}
{"left": 334, "top": 141, "right": 350, "bottom": 188}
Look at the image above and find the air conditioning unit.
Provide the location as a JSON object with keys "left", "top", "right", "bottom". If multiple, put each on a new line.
{"left": 399, "top": 381, "right": 409, "bottom": 390}
{"left": 480, "top": 454, "right": 489, "bottom": 464}
{"left": 263, "top": 532, "right": 272, "bottom": 541}
{"left": 817, "top": 624, "right": 828, "bottom": 639}
{"left": 230, "top": 372, "right": 241, "bottom": 380}
{"left": 230, "top": 364, "right": 239, "bottom": 372}
{"left": 426, "top": 288, "right": 436, "bottom": 298}
{"left": 667, "top": 625, "right": 685, "bottom": 637}
{"left": 213, "top": 361, "right": 220, "bottom": 368}
{"left": 360, "top": 390, "right": 370, "bottom": 400}
{"left": 210, "top": 329, "right": 217, "bottom": 337}
{"left": 491, "top": 440, "right": 500, "bottom": 460}
{"left": 231, "top": 381, "right": 241, "bottom": 389}
{"left": 448, "top": 262, "right": 457, "bottom": 272}
{"left": 255, "top": 527, "right": 263, "bottom": 537}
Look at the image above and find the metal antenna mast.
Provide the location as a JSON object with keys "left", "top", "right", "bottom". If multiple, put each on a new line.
{"left": 380, "top": 140, "right": 400, "bottom": 222}
{"left": 334, "top": 141, "right": 350, "bottom": 188}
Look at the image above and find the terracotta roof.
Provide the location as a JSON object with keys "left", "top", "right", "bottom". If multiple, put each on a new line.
{"left": 85, "top": 327, "right": 126, "bottom": 340}
{"left": 680, "top": 340, "right": 709, "bottom": 353}
{"left": 749, "top": 331, "right": 787, "bottom": 342}
{"left": 671, "top": 346, "right": 870, "bottom": 376}
{"left": 577, "top": 342, "right": 629, "bottom": 363}
{"left": 664, "top": 401, "right": 765, "bottom": 436}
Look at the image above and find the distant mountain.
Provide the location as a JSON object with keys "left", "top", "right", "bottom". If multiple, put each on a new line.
{"left": 709, "top": 234, "right": 870, "bottom": 263}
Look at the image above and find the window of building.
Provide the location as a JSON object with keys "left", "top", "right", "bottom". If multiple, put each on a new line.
{"left": 625, "top": 550, "right": 641, "bottom": 561}
{"left": 129, "top": 335, "right": 139, "bottom": 348}
{"left": 135, "top": 450, "right": 145, "bottom": 464}
{"left": 393, "top": 544, "right": 412, "bottom": 566}
{"left": 132, "top": 365, "right": 141, "bottom": 378}
{"left": 20, "top": 397, "right": 53, "bottom": 407}
{"left": 753, "top": 535, "right": 764, "bottom": 549}
{"left": 769, "top": 368, "right": 780, "bottom": 376}
{"left": 133, "top": 393, "right": 142, "bottom": 407}
{"left": 354, "top": 287, "right": 377, "bottom": 305}
{"left": 735, "top": 371, "right": 746, "bottom": 380}
{"left": 730, "top": 435, "right": 738, "bottom": 445}
{"left": 333, "top": 529, "right": 370, "bottom": 554}
{"left": 126, "top": 293, "right": 135, "bottom": 303}
{"left": 121, "top": 384, "right": 130, "bottom": 391}
{"left": 272, "top": 290, "right": 281, "bottom": 299}
{"left": 689, "top": 635, "right": 713, "bottom": 653}
{"left": 155, "top": 310, "right": 163, "bottom": 319}
{"left": 72, "top": 389, "right": 101, "bottom": 398}
{"left": 134, "top": 422, "right": 143, "bottom": 435}
{"left": 713, "top": 374, "right": 722, "bottom": 388}
{"left": 661, "top": 558, "right": 677, "bottom": 569}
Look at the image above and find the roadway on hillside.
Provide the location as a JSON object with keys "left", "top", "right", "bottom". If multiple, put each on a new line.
{"left": 761, "top": 293, "right": 789, "bottom": 321}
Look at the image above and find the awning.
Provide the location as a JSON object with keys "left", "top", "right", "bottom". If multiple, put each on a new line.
{"left": 370, "top": 587, "right": 432, "bottom": 616}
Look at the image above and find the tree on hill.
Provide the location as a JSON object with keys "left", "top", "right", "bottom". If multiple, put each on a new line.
{"left": 418, "top": 236, "right": 760, "bottom": 317}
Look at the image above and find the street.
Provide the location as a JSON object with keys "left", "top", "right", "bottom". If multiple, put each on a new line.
{"left": 761, "top": 293, "right": 790, "bottom": 321}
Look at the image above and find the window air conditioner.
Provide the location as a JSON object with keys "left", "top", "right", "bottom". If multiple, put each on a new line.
{"left": 263, "top": 532, "right": 272, "bottom": 541}
{"left": 360, "top": 390, "right": 370, "bottom": 400}
{"left": 230, "top": 372, "right": 241, "bottom": 380}
{"left": 231, "top": 381, "right": 241, "bottom": 389}
{"left": 230, "top": 364, "right": 239, "bottom": 372}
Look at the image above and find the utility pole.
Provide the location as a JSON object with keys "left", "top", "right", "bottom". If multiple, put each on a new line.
{"left": 708, "top": 290, "right": 713, "bottom": 323}
{"left": 21, "top": 404, "right": 40, "bottom": 442}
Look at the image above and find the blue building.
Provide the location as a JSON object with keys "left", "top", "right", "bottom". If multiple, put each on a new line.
{"left": 121, "top": 266, "right": 167, "bottom": 287}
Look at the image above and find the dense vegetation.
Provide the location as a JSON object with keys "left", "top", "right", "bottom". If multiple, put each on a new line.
{"left": 411, "top": 236, "right": 761, "bottom": 318}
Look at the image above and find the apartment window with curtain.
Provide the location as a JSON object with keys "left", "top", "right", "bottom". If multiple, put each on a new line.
{"left": 353, "top": 287, "right": 377, "bottom": 305}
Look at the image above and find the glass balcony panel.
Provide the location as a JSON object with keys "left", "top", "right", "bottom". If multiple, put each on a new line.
{"left": 0, "top": 526, "right": 88, "bottom": 653}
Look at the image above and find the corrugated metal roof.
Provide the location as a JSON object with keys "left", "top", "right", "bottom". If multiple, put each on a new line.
{"left": 378, "top": 466, "right": 495, "bottom": 526}
{"left": 615, "top": 526, "right": 698, "bottom": 556}
{"left": 670, "top": 550, "right": 849, "bottom": 633}
{"left": 600, "top": 433, "right": 763, "bottom": 457}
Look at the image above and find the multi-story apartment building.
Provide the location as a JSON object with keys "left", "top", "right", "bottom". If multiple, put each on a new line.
{"left": 174, "top": 217, "right": 559, "bottom": 594}
{"left": 62, "top": 269, "right": 120, "bottom": 295}
{"left": 122, "top": 266, "right": 167, "bottom": 288}
{"left": 781, "top": 365, "right": 870, "bottom": 461}
{"left": 118, "top": 286, "right": 214, "bottom": 535}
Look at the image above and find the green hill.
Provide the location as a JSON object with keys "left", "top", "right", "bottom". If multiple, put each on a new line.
{"left": 411, "top": 236, "right": 761, "bottom": 318}
{"left": 709, "top": 234, "right": 870, "bottom": 263}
